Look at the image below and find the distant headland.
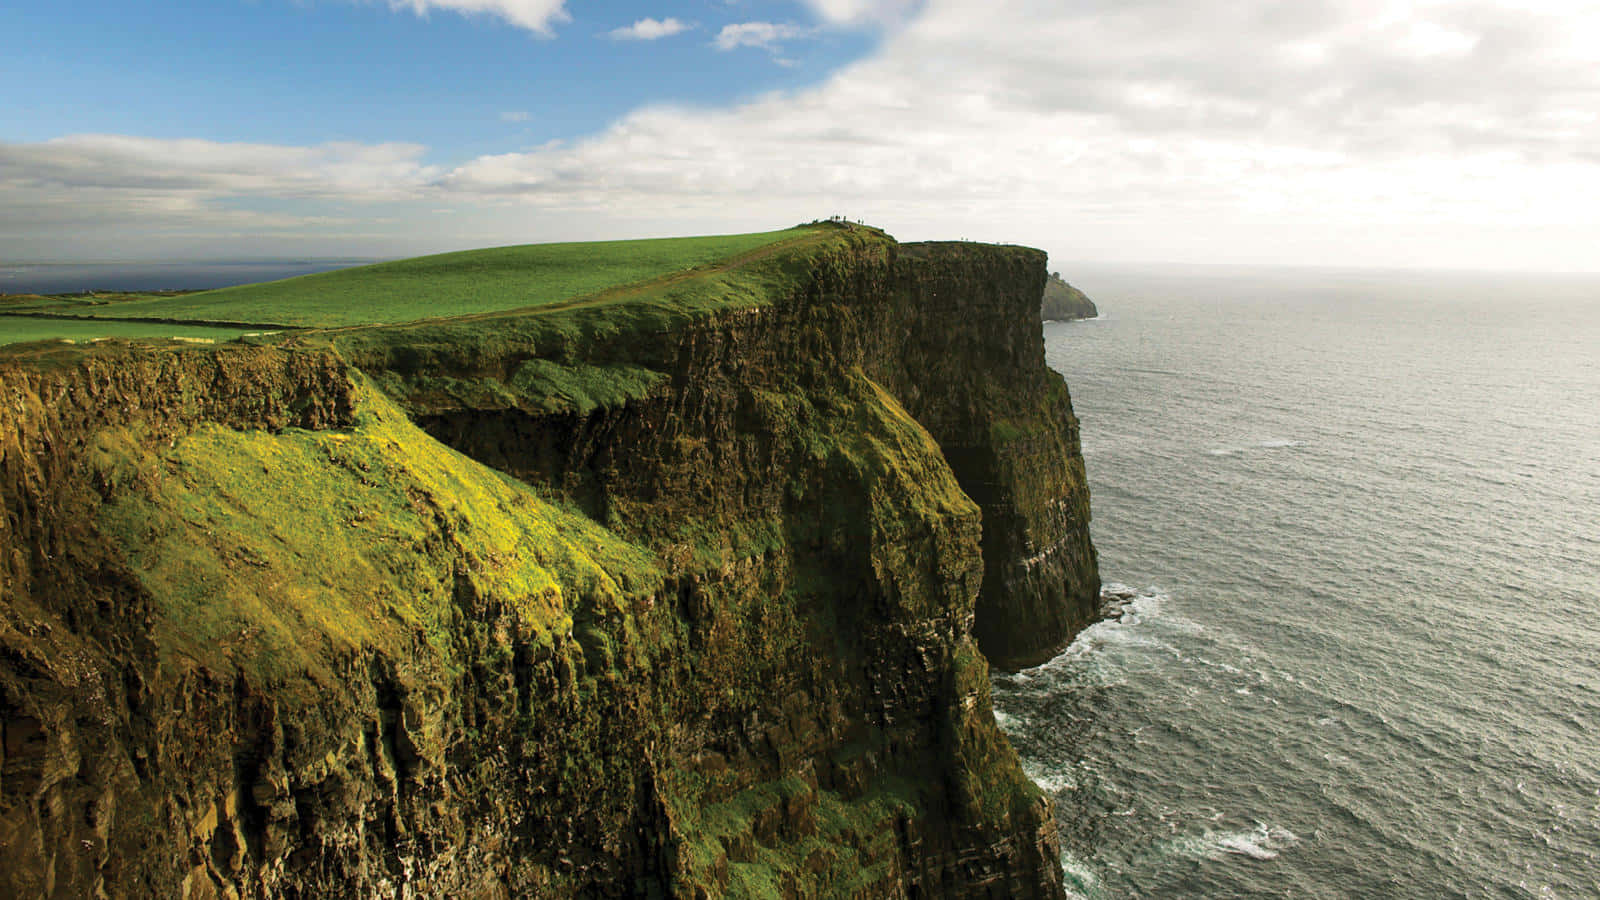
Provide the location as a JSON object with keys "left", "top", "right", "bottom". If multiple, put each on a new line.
{"left": 1041, "top": 271, "right": 1099, "bottom": 321}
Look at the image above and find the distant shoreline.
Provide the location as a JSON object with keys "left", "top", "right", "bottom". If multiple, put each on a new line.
{"left": 0, "top": 260, "right": 381, "bottom": 295}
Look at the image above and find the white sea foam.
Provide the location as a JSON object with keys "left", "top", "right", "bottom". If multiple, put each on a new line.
{"left": 1197, "top": 656, "right": 1243, "bottom": 674}
{"left": 1023, "top": 765, "right": 1080, "bottom": 794}
{"left": 1207, "top": 439, "right": 1304, "bottom": 456}
{"left": 1008, "top": 584, "right": 1210, "bottom": 688}
{"left": 1156, "top": 822, "right": 1301, "bottom": 863}
{"left": 1212, "top": 823, "right": 1299, "bottom": 861}
{"left": 1059, "top": 848, "right": 1104, "bottom": 900}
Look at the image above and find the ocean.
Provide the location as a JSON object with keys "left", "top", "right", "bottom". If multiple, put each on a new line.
{"left": 0, "top": 261, "right": 374, "bottom": 295}
{"left": 994, "top": 264, "right": 1600, "bottom": 898}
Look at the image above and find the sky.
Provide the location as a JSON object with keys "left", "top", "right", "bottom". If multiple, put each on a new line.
{"left": 4, "top": 0, "right": 1600, "bottom": 271}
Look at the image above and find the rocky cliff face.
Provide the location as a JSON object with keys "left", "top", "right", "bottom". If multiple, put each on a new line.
{"left": 0, "top": 226, "right": 1097, "bottom": 897}
{"left": 1040, "top": 274, "right": 1098, "bottom": 322}
{"left": 875, "top": 246, "right": 1099, "bottom": 669}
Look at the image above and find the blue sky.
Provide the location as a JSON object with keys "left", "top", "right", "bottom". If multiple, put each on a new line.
{"left": 4, "top": 0, "right": 1600, "bottom": 270}
{"left": 1, "top": 1, "right": 873, "bottom": 156}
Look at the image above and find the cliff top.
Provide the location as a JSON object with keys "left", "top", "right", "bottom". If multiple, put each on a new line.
{"left": 0, "top": 222, "right": 893, "bottom": 349}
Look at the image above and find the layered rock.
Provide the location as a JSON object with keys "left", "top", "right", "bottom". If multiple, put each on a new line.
{"left": 0, "top": 225, "right": 1096, "bottom": 897}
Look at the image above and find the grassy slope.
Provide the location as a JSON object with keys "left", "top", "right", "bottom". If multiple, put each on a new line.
{"left": 331, "top": 224, "right": 890, "bottom": 415}
{"left": 76, "top": 229, "right": 804, "bottom": 327}
{"left": 92, "top": 377, "right": 662, "bottom": 687}
{"left": 0, "top": 316, "right": 260, "bottom": 346}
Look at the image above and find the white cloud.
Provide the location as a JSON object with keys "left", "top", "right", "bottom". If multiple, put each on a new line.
{"left": 434, "top": 0, "right": 1600, "bottom": 268}
{"left": 714, "top": 22, "right": 813, "bottom": 51}
{"left": 383, "top": 0, "right": 569, "bottom": 35}
{"left": 500, "top": 111, "right": 531, "bottom": 122}
{"left": 11, "top": 0, "right": 1600, "bottom": 268}
{"left": 608, "top": 17, "right": 692, "bottom": 40}
{"left": 0, "top": 135, "right": 439, "bottom": 255}
{"left": 801, "top": 0, "right": 918, "bottom": 26}
{"left": 0, "top": 135, "right": 437, "bottom": 197}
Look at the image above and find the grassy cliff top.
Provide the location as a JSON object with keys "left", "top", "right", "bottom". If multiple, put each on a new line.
{"left": 0, "top": 224, "right": 895, "bottom": 350}
{"left": 46, "top": 228, "right": 808, "bottom": 328}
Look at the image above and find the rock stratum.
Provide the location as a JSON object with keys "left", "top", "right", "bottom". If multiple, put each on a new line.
{"left": 0, "top": 224, "right": 1098, "bottom": 898}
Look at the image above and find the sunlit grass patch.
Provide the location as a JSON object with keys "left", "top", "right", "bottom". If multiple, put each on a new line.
{"left": 94, "top": 377, "right": 662, "bottom": 685}
{"left": 0, "top": 316, "right": 252, "bottom": 346}
{"left": 80, "top": 229, "right": 806, "bottom": 327}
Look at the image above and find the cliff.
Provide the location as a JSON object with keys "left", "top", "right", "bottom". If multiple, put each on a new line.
{"left": 0, "top": 224, "right": 1098, "bottom": 897}
{"left": 1039, "top": 274, "right": 1097, "bottom": 321}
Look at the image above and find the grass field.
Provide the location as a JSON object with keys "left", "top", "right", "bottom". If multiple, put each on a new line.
{"left": 328, "top": 223, "right": 892, "bottom": 414}
{"left": 1, "top": 290, "right": 197, "bottom": 310}
{"left": 0, "top": 316, "right": 261, "bottom": 346}
{"left": 77, "top": 229, "right": 806, "bottom": 328}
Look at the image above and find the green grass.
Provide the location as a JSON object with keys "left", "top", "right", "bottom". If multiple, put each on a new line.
{"left": 92, "top": 375, "right": 662, "bottom": 686}
{"left": 334, "top": 224, "right": 893, "bottom": 415}
{"left": 76, "top": 229, "right": 805, "bottom": 328}
{"left": 0, "top": 315, "right": 261, "bottom": 346}
{"left": 1, "top": 290, "right": 198, "bottom": 310}
{"left": 665, "top": 771, "right": 919, "bottom": 897}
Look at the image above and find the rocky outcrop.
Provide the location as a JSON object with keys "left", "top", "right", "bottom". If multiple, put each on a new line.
{"left": 880, "top": 247, "right": 1099, "bottom": 669}
{"left": 0, "top": 225, "right": 1096, "bottom": 897}
{"left": 1040, "top": 273, "right": 1097, "bottom": 321}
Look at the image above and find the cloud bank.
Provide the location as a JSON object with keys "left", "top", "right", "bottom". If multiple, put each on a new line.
{"left": 8, "top": 0, "right": 1600, "bottom": 266}
{"left": 442, "top": 0, "right": 1600, "bottom": 228}
{"left": 800, "top": 0, "right": 919, "bottom": 26}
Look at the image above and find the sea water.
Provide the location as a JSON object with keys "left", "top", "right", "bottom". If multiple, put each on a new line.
{"left": 994, "top": 264, "right": 1600, "bottom": 898}
{"left": 0, "top": 260, "right": 373, "bottom": 295}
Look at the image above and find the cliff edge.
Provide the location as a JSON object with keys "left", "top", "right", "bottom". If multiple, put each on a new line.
{"left": 0, "top": 224, "right": 1098, "bottom": 897}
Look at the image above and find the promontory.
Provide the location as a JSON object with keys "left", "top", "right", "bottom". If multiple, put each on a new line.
{"left": 0, "top": 222, "right": 1099, "bottom": 897}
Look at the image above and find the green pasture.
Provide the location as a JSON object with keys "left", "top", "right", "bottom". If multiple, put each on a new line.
{"left": 77, "top": 228, "right": 806, "bottom": 328}
{"left": 0, "top": 315, "right": 258, "bottom": 346}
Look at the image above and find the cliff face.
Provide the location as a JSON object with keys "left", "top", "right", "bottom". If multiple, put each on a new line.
{"left": 0, "top": 227, "right": 1097, "bottom": 897}
{"left": 875, "top": 246, "right": 1099, "bottom": 670}
{"left": 1040, "top": 274, "right": 1098, "bottom": 322}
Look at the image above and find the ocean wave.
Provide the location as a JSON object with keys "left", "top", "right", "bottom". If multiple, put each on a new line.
{"left": 1213, "top": 823, "right": 1299, "bottom": 860}
{"left": 1207, "top": 439, "right": 1305, "bottom": 456}
{"left": 1023, "top": 764, "right": 1080, "bottom": 795}
{"left": 1154, "top": 822, "right": 1300, "bottom": 863}
{"left": 1097, "top": 583, "right": 1172, "bottom": 625}
{"left": 1000, "top": 584, "right": 1205, "bottom": 691}
{"left": 1059, "top": 848, "right": 1105, "bottom": 900}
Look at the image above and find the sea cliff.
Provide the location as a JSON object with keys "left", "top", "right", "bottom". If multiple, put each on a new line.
{"left": 1040, "top": 274, "right": 1098, "bottom": 322}
{"left": 0, "top": 225, "right": 1098, "bottom": 897}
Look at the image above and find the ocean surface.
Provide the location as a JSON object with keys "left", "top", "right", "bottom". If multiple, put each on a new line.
{"left": 0, "top": 260, "right": 374, "bottom": 295}
{"left": 994, "top": 264, "right": 1600, "bottom": 898}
